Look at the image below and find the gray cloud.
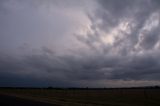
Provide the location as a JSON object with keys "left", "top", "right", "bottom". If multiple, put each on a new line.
{"left": 0, "top": 0, "right": 160, "bottom": 87}
{"left": 75, "top": 0, "right": 160, "bottom": 82}
{"left": 1, "top": 46, "right": 160, "bottom": 87}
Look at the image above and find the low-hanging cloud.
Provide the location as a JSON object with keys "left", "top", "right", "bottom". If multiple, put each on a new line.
{"left": 75, "top": 0, "right": 160, "bottom": 83}
{"left": 0, "top": 0, "right": 160, "bottom": 87}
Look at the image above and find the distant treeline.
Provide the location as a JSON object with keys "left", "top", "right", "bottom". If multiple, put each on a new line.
{"left": 0, "top": 86, "right": 160, "bottom": 90}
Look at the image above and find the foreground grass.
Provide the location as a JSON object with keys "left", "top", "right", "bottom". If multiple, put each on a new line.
{"left": 0, "top": 88, "right": 160, "bottom": 106}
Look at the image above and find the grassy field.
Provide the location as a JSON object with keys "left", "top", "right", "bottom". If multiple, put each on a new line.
{"left": 0, "top": 88, "right": 160, "bottom": 106}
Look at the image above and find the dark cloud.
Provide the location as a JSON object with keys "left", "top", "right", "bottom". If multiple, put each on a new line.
{"left": 1, "top": 46, "right": 160, "bottom": 87}
{"left": 0, "top": 0, "right": 160, "bottom": 87}
{"left": 75, "top": 0, "right": 160, "bottom": 83}
{"left": 139, "top": 27, "right": 160, "bottom": 50}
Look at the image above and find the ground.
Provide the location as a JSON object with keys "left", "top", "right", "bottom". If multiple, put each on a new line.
{"left": 0, "top": 88, "right": 160, "bottom": 106}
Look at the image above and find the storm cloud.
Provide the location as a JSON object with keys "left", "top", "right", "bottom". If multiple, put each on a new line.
{"left": 0, "top": 0, "right": 160, "bottom": 87}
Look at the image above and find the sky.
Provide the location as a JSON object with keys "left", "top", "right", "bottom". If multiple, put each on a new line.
{"left": 0, "top": 0, "right": 160, "bottom": 88}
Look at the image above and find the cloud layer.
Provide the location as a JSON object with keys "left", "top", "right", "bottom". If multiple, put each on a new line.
{"left": 0, "top": 0, "right": 160, "bottom": 87}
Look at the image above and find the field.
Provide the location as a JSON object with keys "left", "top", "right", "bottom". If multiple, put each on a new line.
{"left": 0, "top": 88, "right": 160, "bottom": 106}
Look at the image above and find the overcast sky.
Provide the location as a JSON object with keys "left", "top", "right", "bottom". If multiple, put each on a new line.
{"left": 0, "top": 0, "right": 160, "bottom": 87}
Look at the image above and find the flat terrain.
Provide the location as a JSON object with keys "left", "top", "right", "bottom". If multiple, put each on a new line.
{"left": 0, "top": 88, "right": 160, "bottom": 106}
{"left": 0, "top": 94, "right": 57, "bottom": 106}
